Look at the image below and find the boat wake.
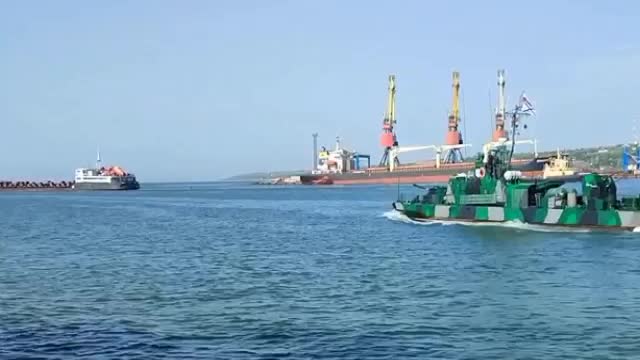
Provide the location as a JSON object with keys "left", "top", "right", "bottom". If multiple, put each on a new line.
{"left": 383, "top": 210, "right": 597, "bottom": 233}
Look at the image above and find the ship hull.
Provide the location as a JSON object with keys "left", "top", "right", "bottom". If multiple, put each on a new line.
{"left": 300, "top": 159, "right": 545, "bottom": 185}
{"left": 392, "top": 202, "right": 640, "bottom": 231}
{"left": 73, "top": 181, "right": 139, "bottom": 191}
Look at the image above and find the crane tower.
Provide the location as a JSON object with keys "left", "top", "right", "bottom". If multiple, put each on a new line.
{"left": 379, "top": 75, "right": 399, "bottom": 168}
{"left": 493, "top": 69, "right": 508, "bottom": 141}
{"left": 442, "top": 71, "right": 464, "bottom": 163}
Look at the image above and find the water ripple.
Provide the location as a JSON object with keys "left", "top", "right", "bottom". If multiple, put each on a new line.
{"left": 2, "top": 183, "right": 640, "bottom": 358}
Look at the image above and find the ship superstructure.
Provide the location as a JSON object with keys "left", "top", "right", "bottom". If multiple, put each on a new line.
{"left": 315, "top": 137, "right": 371, "bottom": 174}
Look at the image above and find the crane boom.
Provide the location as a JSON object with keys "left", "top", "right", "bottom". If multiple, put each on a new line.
{"left": 497, "top": 69, "right": 506, "bottom": 116}
{"left": 379, "top": 74, "right": 399, "bottom": 168}
{"left": 443, "top": 71, "right": 465, "bottom": 163}
{"left": 449, "top": 71, "right": 460, "bottom": 130}
{"left": 493, "top": 69, "right": 508, "bottom": 141}
{"left": 384, "top": 75, "right": 396, "bottom": 127}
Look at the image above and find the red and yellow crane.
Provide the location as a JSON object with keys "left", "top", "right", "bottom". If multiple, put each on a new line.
{"left": 443, "top": 71, "right": 465, "bottom": 163}
{"left": 379, "top": 74, "right": 399, "bottom": 168}
{"left": 493, "top": 69, "right": 508, "bottom": 141}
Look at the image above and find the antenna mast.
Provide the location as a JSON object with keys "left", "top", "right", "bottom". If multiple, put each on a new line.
{"left": 96, "top": 146, "right": 102, "bottom": 169}
{"left": 312, "top": 133, "right": 318, "bottom": 171}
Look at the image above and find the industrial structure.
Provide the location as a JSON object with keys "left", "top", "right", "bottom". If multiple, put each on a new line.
{"left": 493, "top": 69, "right": 508, "bottom": 141}
{"left": 378, "top": 75, "right": 398, "bottom": 168}
{"left": 384, "top": 71, "right": 472, "bottom": 172}
{"left": 291, "top": 70, "right": 545, "bottom": 186}
{"left": 312, "top": 133, "right": 318, "bottom": 171}
{"left": 443, "top": 71, "right": 465, "bottom": 163}
{"left": 313, "top": 136, "right": 370, "bottom": 174}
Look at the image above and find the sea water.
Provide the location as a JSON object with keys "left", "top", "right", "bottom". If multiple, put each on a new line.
{"left": 2, "top": 181, "right": 640, "bottom": 359}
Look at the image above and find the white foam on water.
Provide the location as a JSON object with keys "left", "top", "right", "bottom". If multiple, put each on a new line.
{"left": 383, "top": 210, "right": 596, "bottom": 234}
{"left": 382, "top": 210, "right": 437, "bottom": 226}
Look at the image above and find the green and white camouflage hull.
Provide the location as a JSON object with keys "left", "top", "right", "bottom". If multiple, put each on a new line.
{"left": 392, "top": 137, "right": 640, "bottom": 232}
{"left": 392, "top": 202, "right": 640, "bottom": 231}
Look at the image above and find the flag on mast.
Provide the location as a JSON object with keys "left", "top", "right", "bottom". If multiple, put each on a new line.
{"left": 519, "top": 91, "right": 535, "bottom": 115}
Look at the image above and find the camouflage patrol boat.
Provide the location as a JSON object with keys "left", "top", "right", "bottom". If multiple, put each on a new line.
{"left": 392, "top": 145, "right": 640, "bottom": 231}
{"left": 392, "top": 96, "right": 640, "bottom": 231}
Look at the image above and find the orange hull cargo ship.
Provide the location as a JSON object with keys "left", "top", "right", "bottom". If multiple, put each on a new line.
{"left": 294, "top": 69, "right": 547, "bottom": 186}
{"left": 296, "top": 137, "right": 546, "bottom": 186}
{"left": 299, "top": 157, "right": 545, "bottom": 185}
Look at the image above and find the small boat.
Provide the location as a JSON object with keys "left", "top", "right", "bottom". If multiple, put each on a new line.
{"left": 541, "top": 148, "right": 582, "bottom": 182}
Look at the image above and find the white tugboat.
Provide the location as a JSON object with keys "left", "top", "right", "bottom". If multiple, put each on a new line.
{"left": 72, "top": 149, "right": 140, "bottom": 190}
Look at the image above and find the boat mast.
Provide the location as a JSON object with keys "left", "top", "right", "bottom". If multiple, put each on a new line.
{"left": 96, "top": 146, "right": 102, "bottom": 169}
{"left": 493, "top": 69, "right": 508, "bottom": 141}
{"left": 312, "top": 133, "right": 318, "bottom": 171}
{"left": 508, "top": 107, "right": 518, "bottom": 168}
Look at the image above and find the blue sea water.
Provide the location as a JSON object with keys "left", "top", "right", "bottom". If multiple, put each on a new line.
{"left": 2, "top": 181, "right": 640, "bottom": 359}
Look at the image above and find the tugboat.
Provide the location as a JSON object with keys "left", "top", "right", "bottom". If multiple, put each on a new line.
{"left": 391, "top": 97, "right": 640, "bottom": 231}
{"left": 542, "top": 148, "right": 582, "bottom": 181}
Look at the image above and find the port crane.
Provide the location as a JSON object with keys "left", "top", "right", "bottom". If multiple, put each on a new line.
{"left": 386, "top": 71, "right": 471, "bottom": 172}
{"left": 493, "top": 69, "right": 508, "bottom": 141}
{"left": 378, "top": 70, "right": 535, "bottom": 173}
{"left": 442, "top": 71, "right": 465, "bottom": 163}
{"left": 379, "top": 75, "right": 399, "bottom": 168}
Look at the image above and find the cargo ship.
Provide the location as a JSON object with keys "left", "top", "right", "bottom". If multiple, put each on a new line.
{"left": 298, "top": 136, "right": 545, "bottom": 185}
{"left": 261, "top": 69, "right": 555, "bottom": 186}
{"left": 72, "top": 151, "right": 140, "bottom": 190}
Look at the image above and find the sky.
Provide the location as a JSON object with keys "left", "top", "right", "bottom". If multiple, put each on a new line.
{"left": 1, "top": 0, "right": 638, "bottom": 181}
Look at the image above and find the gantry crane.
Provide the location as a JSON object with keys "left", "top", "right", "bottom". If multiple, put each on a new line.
{"left": 379, "top": 75, "right": 399, "bottom": 168}
{"left": 442, "top": 71, "right": 465, "bottom": 163}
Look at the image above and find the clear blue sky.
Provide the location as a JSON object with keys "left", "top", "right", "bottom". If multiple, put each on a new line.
{"left": 1, "top": 0, "right": 638, "bottom": 181}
